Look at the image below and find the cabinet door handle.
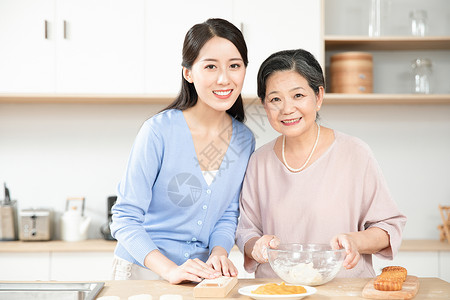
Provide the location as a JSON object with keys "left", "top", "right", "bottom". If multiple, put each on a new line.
{"left": 44, "top": 20, "right": 48, "bottom": 39}
{"left": 63, "top": 20, "right": 67, "bottom": 39}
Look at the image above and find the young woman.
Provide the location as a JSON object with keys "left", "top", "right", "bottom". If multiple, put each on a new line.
{"left": 236, "top": 49, "right": 406, "bottom": 278}
{"left": 111, "top": 18, "right": 255, "bottom": 284}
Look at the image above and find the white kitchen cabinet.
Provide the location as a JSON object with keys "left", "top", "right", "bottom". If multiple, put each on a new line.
{"left": 55, "top": 0, "right": 145, "bottom": 93}
{"left": 0, "top": 252, "right": 50, "bottom": 281}
{"left": 439, "top": 252, "right": 450, "bottom": 283}
{"left": 0, "top": 0, "right": 55, "bottom": 93}
{"left": 1, "top": 0, "right": 321, "bottom": 97}
{"left": 233, "top": 0, "right": 322, "bottom": 96}
{"left": 51, "top": 252, "right": 114, "bottom": 281}
{"left": 373, "top": 251, "right": 440, "bottom": 278}
{"left": 0, "top": 0, "right": 145, "bottom": 94}
{"left": 144, "top": 0, "right": 321, "bottom": 96}
{"left": 144, "top": 0, "right": 233, "bottom": 95}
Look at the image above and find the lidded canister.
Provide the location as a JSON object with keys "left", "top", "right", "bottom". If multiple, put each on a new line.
{"left": 330, "top": 52, "right": 373, "bottom": 93}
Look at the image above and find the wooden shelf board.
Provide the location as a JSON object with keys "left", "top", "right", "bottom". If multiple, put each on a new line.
{"left": 1, "top": 93, "right": 449, "bottom": 105}
{"left": 324, "top": 93, "right": 450, "bottom": 104}
{"left": 0, "top": 94, "right": 177, "bottom": 104}
{"left": 325, "top": 36, "right": 450, "bottom": 51}
{"left": 0, "top": 93, "right": 261, "bottom": 105}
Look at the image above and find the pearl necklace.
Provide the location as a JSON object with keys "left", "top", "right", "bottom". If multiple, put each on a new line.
{"left": 282, "top": 123, "right": 320, "bottom": 173}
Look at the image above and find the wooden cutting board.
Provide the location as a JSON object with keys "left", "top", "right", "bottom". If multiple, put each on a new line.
{"left": 362, "top": 275, "right": 419, "bottom": 299}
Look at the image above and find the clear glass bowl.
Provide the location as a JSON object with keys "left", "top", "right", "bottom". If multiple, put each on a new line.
{"left": 267, "top": 243, "right": 346, "bottom": 286}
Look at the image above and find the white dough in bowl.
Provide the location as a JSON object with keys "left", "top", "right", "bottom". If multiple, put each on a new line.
{"left": 159, "top": 294, "right": 183, "bottom": 300}
{"left": 288, "top": 262, "right": 323, "bottom": 285}
{"left": 129, "top": 294, "right": 153, "bottom": 300}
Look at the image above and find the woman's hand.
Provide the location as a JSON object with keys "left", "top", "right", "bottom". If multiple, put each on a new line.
{"left": 251, "top": 235, "right": 280, "bottom": 264}
{"left": 165, "top": 258, "right": 222, "bottom": 284}
{"left": 144, "top": 249, "right": 220, "bottom": 285}
{"left": 330, "top": 233, "right": 360, "bottom": 270}
{"left": 206, "top": 246, "right": 238, "bottom": 277}
{"left": 330, "top": 228, "right": 390, "bottom": 270}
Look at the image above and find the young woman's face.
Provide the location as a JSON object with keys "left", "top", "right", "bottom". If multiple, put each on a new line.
{"left": 183, "top": 36, "right": 246, "bottom": 112}
{"left": 263, "top": 70, "right": 323, "bottom": 137}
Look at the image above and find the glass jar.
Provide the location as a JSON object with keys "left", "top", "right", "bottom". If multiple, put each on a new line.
{"left": 410, "top": 10, "right": 427, "bottom": 37}
{"left": 369, "top": 0, "right": 381, "bottom": 37}
{"left": 411, "top": 58, "right": 432, "bottom": 94}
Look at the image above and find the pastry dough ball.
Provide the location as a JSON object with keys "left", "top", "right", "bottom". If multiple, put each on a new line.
{"left": 159, "top": 294, "right": 183, "bottom": 300}
{"left": 128, "top": 294, "right": 153, "bottom": 300}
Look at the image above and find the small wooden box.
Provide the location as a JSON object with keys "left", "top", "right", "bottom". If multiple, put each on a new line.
{"left": 193, "top": 276, "right": 238, "bottom": 298}
{"left": 330, "top": 51, "right": 373, "bottom": 94}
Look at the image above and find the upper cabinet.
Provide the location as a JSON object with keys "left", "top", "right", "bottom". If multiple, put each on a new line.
{"left": 323, "top": 0, "right": 450, "bottom": 104}
{"left": 0, "top": 0, "right": 55, "bottom": 93}
{"left": 0, "top": 0, "right": 321, "bottom": 100}
{"left": 144, "top": 0, "right": 234, "bottom": 95}
{"left": 233, "top": 0, "right": 321, "bottom": 96}
{"left": 0, "top": 0, "right": 145, "bottom": 94}
{"left": 144, "top": 0, "right": 321, "bottom": 96}
{"left": 55, "top": 0, "right": 145, "bottom": 94}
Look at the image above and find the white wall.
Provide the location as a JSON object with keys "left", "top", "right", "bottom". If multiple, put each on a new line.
{"left": 1, "top": 102, "right": 449, "bottom": 240}
{"left": 0, "top": 103, "right": 164, "bottom": 239}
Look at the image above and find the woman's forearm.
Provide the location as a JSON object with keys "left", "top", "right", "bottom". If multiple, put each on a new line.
{"left": 143, "top": 249, "right": 177, "bottom": 280}
{"left": 210, "top": 246, "right": 228, "bottom": 257}
{"left": 351, "top": 227, "right": 390, "bottom": 254}
{"left": 244, "top": 237, "right": 259, "bottom": 260}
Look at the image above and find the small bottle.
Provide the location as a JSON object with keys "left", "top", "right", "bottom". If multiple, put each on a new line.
{"left": 369, "top": 0, "right": 381, "bottom": 37}
{"left": 410, "top": 10, "right": 427, "bottom": 37}
{"left": 411, "top": 58, "right": 432, "bottom": 94}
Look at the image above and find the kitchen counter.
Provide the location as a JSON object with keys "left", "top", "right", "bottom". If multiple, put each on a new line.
{"left": 1, "top": 239, "right": 449, "bottom": 252}
{"left": 0, "top": 239, "right": 116, "bottom": 252}
{"left": 95, "top": 278, "right": 450, "bottom": 299}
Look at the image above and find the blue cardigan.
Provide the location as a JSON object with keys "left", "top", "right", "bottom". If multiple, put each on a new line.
{"left": 111, "top": 109, "right": 255, "bottom": 267}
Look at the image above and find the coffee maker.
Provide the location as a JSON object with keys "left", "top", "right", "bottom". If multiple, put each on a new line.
{"left": 100, "top": 196, "right": 116, "bottom": 240}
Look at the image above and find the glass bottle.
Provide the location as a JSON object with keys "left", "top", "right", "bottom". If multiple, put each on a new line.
{"left": 369, "top": 0, "right": 381, "bottom": 37}
{"left": 410, "top": 10, "right": 427, "bottom": 37}
{"left": 411, "top": 58, "right": 432, "bottom": 94}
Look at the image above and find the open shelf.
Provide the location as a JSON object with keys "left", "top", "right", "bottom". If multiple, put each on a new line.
{"left": 325, "top": 36, "right": 450, "bottom": 51}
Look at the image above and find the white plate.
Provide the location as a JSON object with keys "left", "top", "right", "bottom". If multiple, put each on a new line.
{"left": 238, "top": 284, "right": 317, "bottom": 300}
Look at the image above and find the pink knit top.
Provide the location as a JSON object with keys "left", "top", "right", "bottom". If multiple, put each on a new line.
{"left": 236, "top": 130, "right": 407, "bottom": 278}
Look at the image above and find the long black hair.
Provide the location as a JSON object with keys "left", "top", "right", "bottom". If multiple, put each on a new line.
{"left": 163, "top": 18, "right": 248, "bottom": 122}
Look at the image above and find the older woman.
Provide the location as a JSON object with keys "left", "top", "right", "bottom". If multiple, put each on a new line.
{"left": 236, "top": 49, "right": 406, "bottom": 278}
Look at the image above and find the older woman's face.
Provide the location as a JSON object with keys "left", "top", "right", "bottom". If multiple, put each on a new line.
{"left": 263, "top": 70, "right": 323, "bottom": 137}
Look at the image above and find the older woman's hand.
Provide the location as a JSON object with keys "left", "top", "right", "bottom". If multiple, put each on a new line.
{"left": 251, "top": 235, "right": 280, "bottom": 264}
{"left": 330, "top": 233, "right": 361, "bottom": 270}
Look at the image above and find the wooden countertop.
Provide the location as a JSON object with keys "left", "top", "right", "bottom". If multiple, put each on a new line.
{"left": 96, "top": 278, "right": 450, "bottom": 299}
{"left": 0, "top": 239, "right": 116, "bottom": 252}
{"left": 1, "top": 239, "right": 449, "bottom": 253}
